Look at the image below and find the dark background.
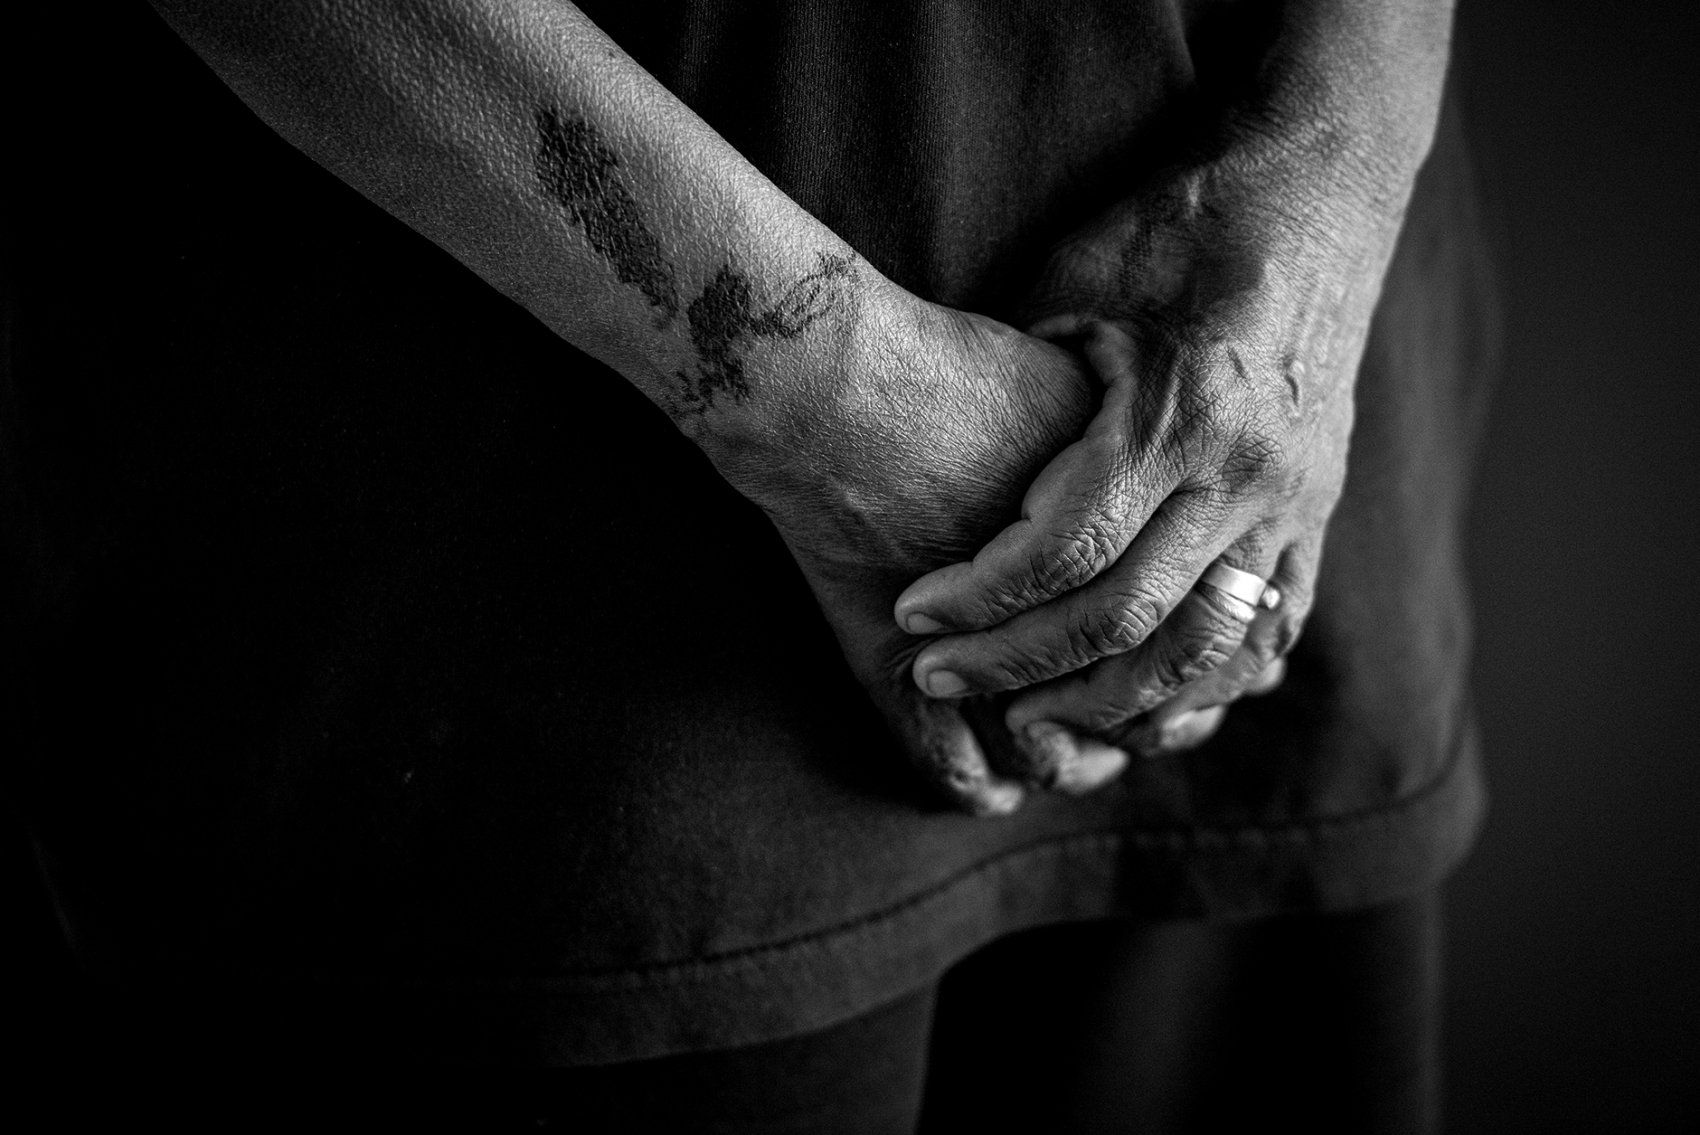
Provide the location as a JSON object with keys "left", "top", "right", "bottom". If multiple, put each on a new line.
{"left": 6, "top": 2, "right": 1697, "bottom": 1128}
{"left": 1443, "top": 3, "right": 1699, "bottom": 1131}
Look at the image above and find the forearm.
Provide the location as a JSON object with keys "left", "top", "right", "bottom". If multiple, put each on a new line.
{"left": 146, "top": 2, "right": 1112, "bottom": 815}
{"left": 1233, "top": 0, "right": 1455, "bottom": 214}
{"left": 1028, "top": 1, "right": 1455, "bottom": 365}
{"left": 897, "top": 3, "right": 1462, "bottom": 730}
{"left": 148, "top": 0, "right": 879, "bottom": 458}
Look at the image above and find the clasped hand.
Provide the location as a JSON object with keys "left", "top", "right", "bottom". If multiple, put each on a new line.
{"left": 894, "top": 159, "right": 1398, "bottom": 810}
{"left": 746, "top": 158, "right": 1398, "bottom": 815}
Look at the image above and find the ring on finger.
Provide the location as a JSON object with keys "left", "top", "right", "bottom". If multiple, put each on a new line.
{"left": 1196, "top": 561, "right": 1280, "bottom": 621}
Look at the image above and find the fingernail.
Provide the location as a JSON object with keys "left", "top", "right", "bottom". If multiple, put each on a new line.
{"left": 1021, "top": 723, "right": 1128, "bottom": 795}
{"left": 1053, "top": 742, "right": 1129, "bottom": 795}
{"left": 1152, "top": 706, "right": 1226, "bottom": 753}
{"left": 903, "top": 611, "right": 949, "bottom": 634}
{"left": 1155, "top": 710, "right": 1201, "bottom": 751}
{"left": 922, "top": 669, "right": 969, "bottom": 698}
{"left": 971, "top": 780, "right": 1026, "bottom": 817}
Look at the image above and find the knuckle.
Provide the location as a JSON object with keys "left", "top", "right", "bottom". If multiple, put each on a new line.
{"left": 1153, "top": 622, "right": 1235, "bottom": 691}
{"left": 1074, "top": 515, "right": 1124, "bottom": 578}
{"left": 1167, "top": 385, "right": 1231, "bottom": 468}
{"left": 976, "top": 520, "right": 1123, "bottom": 623}
{"left": 1183, "top": 634, "right": 1235, "bottom": 680}
{"left": 1147, "top": 648, "right": 1195, "bottom": 698}
{"left": 975, "top": 574, "right": 1053, "bottom": 625}
{"left": 1222, "top": 428, "right": 1287, "bottom": 493}
{"left": 1032, "top": 521, "right": 1118, "bottom": 597}
{"left": 1172, "top": 345, "right": 1302, "bottom": 498}
{"left": 984, "top": 639, "right": 1077, "bottom": 690}
{"left": 1239, "top": 626, "right": 1284, "bottom": 669}
{"left": 1068, "top": 593, "right": 1161, "bottom": 660}
{"left": 1169, "top": 392, "right": 1290, "bottom": 505}
{"left": 974, "top": 580, "right": 1038, "bottom": 624}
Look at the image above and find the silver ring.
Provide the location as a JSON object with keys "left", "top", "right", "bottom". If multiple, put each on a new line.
{"left": 1197, "top": 562, "right": 1277, "bottom": 621}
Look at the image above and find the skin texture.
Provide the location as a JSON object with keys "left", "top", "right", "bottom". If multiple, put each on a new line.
{"left": 676, "top": 253, "right": 856, "bottom": 411}
{"left": 893, "top": 0, "right": 1456, "bottom": 771}
{"left": 145, "top": 0, "right": 1100, "bottom": 812}
{"left": 533, "top": 107, "right": 682, "bottom": 321}
{"left": 147, "top": 0, "right": 1455, "bottom": 809}
{"left": 531, "top": 105, "right": 856, "bottom": 411}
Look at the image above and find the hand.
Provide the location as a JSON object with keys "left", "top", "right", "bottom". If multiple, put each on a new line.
{"left": 704, "top": 281, "right": 1124, "bottom": 814}
{"left": 889, "top": 146, "right": 1412, "bottom": 767}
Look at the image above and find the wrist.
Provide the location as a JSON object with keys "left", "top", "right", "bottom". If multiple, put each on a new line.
{"left": 681, "top": 255, "right": 910, "bottom": 507}
{"left": 1025, "top": 103, "right": 1423, "bottom": 336}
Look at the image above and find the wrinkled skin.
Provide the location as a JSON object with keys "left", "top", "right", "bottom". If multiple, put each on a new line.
{"left": 892, "top": 142, "right": 1412, "bottom": 770}
{"left": 139, "top": 0, "right": 1448, "bottom": 815}
{"left": 702, "top": 290, "right": 1125, "bottom": 813}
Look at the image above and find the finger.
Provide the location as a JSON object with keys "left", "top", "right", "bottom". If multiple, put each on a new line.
{"left": 881, "top": 688, "right": 1027, "bottom": 816}
{"left": 999, "top": 558, "right": 1267, "bottom": 739}
{"left": 1142, "top": 704, "right": 1229, "bottom": 755}
{"left": 817, "top": 587, "right": 1032, "bottom": 816}
{"left": 1244, "top": 656, "right": 1287, "bottom": 696}
{"left": 1114, "top": 643, "right": 1277, "bottom": 758}
{"left": 1148, "top": 542, "right": 1315, "bottom": 714}
{"left": 1116, "top": 545, "right": 1317, "bottom": 756}
{"left": 894, "top": 324, "right": 1180, "bottom": 636}
{"left": 1140, "top": 609, "right": 1288, "bottom": 718}
{"left": 1040, "top": 732, "right": 1130, "bottom": 796}
{"left": 910, "top": 491, "right": 1242, "bottom": 698}
{"left": 961, "top": 700, "right": 1130, "bottom": 797}
{"left": 1026, "top": 312, "right": 1095, "bottom": 340}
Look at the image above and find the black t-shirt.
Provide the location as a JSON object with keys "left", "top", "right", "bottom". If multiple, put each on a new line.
{"left": 0, "top": 1, "right": 1495, "bottom": 1062}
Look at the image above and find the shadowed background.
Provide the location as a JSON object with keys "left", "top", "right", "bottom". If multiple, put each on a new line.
{"left": 1443, "top": 3, "right": 1699, "bottom": 1130}
{"left": 6, "top": 1, "right": 1697, "bottom": 1128}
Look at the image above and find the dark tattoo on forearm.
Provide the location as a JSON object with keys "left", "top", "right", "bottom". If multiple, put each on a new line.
{"left": 677, "top": 253, "right": 854, "bottom": 408}
{"left": 533, "top": 108, "right": 854, "bottom": 412}
{"left": 535, "top": 107, "right": 681, "bottom": 320}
